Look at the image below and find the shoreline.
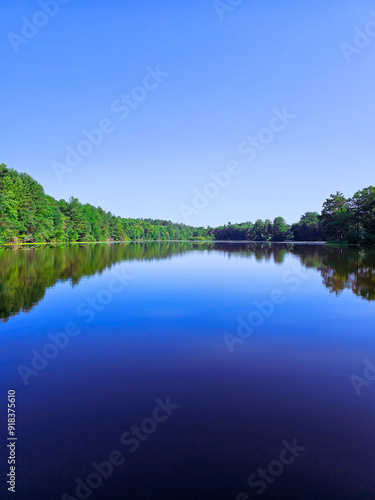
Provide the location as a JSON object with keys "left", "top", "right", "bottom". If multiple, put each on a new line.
{"left": 1, "top": 240, "right": 372, "bottom": 248}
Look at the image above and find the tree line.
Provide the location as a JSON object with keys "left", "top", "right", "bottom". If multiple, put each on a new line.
{"left": 0, "top": 164, "right": 374, "bottom": 244}
{"left": 0, "top": 164, "right": 212, "bottom": 243}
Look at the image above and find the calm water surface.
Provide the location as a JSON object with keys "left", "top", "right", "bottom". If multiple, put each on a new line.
{"left": 0, "top": 242, "right": 374, "bottom": 500}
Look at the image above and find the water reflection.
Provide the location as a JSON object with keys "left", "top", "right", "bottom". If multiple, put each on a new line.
{"left": 0, "top": 242, "right": 374, "bottom": 322}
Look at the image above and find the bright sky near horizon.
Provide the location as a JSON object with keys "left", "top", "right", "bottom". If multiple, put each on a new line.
{"left": 1, "top": 0, "right": 374, "bottom": 227}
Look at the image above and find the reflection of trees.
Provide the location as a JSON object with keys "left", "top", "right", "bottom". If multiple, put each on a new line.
{"left": 211, "top": 242, "right": 293, "bottom": 264}
{"left": 317, "top": 248, "right": 375, "bottom": 301}
{"left": 0, "top": 242, "right": 213, "bottom": 322}
{"left": 289, "top": 245, "right": 375, "bottom": 301}
{"left": 214, "top": 243, "right": 375, "bottom": 301}
{"left": 1, "top": 242, "right": 374, "bottom": 322}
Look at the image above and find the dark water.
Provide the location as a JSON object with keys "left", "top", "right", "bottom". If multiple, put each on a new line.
{"left": 1, "top": 242, "right": 374, "bottom": 500}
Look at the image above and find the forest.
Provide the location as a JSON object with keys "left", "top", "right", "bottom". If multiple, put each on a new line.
{"left": 0, "top": 163, "right": 374, "bottom": 244}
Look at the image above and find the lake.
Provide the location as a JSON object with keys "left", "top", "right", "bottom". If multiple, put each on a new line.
{"left": 1, "top": 242, "right": 375, "bottom": 500}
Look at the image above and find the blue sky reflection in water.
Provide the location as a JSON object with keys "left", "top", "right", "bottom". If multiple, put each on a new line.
{"left": 0, "top": 242, "right": 374, "bottom": 499}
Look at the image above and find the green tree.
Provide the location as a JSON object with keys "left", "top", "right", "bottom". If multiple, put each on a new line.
{"left": 272, "top": 217, "right": 289, "bottom": 241}
{"left": 349, "top": 187, "right": 375, "bottom": 243}
{"left": 291, "top": 212, "right": 325, "bottom": 241}
{"left": 320, "top": 192, "right": 351, "bottom": 241}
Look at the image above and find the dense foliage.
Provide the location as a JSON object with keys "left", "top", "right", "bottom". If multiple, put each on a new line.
{"left": 0, "top": 164, "right": 212, "bottom": 243}
{"left": 319, "top": 189, "right": 375, "bottom": 244}
{"left": 0, "top": 164, "right": 374, "bottom": 244}
{"left": 215, "top": 216, "right": 301, "bottom": 241}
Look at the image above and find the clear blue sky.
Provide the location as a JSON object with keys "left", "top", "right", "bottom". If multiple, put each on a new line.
{"left": 1, "top": 0, "right": 374, "bottom": 227}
